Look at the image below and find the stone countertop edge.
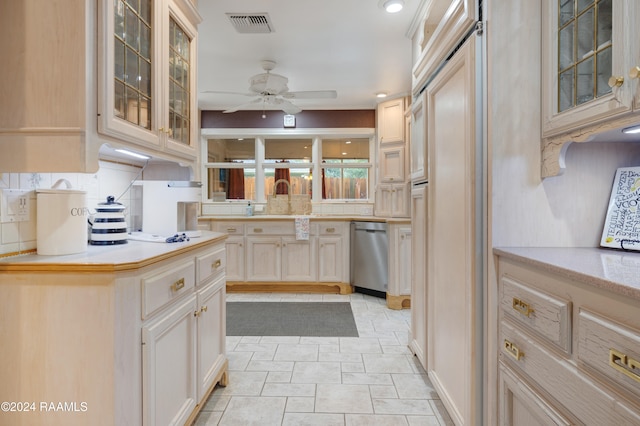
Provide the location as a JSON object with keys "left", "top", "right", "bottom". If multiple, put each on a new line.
{"left": 0, "top": 231, "right": 227, "bottom": 272}
{"left": 494, "top": 246, "right": 640, "bottom": 302}
{"left": 199, "top": 215, "right": 411, "bottom": 224}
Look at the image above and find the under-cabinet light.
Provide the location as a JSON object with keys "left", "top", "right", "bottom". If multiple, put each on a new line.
{"left": 115, "top": 149, "right": 151, "bottom": 160}
{"left": 622, "top": 125, "right": 640, "bottom": 135}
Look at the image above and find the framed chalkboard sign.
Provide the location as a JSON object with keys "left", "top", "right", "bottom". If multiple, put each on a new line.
{"left": 601, "top": 166, "right": 640, "bottom": 251}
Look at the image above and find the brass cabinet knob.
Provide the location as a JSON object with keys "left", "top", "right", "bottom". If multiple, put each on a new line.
{"left": 608, "top": 76, "right": 624, "bottom": 88}
{"left": 630, "top": 66, "right": 640, "bottom": 80}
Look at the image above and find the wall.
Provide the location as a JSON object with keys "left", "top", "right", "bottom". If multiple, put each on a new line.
{"left": 489, "top": 0, "right": 640, "bottom": 248}
{"left": 0, "top": 161, "right": 141, "bottom": 256}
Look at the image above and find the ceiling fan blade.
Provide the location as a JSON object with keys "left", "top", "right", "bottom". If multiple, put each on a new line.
{"left": 282, "top": 90, "right": 337, "bottom": 99}
{"left": 278, "top": 99, "right": 302, "bottom": 115}
{"left": 223, "top": 97, "right": 263, "bottom": 113}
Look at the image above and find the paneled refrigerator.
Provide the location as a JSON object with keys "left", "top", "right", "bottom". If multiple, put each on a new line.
{"left": 409, "top": 11, "right": 485, "bottom": 426}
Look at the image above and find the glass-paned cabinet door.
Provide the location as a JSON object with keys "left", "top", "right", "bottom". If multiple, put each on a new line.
{"left": 557, "top": 0, "right": 612, "bottom": 112}
{"left": 99, "top": 0, "right": 200, "bottom": 158}
{"left": 169, "top": 18, "right": 191, "bottom": 147}
{"left": 114, "top": 0, "right": 152, "bottom": 129}
{"left": 100, "top": 0, "right": 160, "bottom": 147}
{"left": 542, "top": 0, "right": 636, "bottom": 137}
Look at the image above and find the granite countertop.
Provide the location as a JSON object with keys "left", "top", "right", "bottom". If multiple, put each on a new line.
{"left": 494, "top": 247, "right": 640, "bottom": 301}
{"left": 0, "top": 231, "right": 227, "bottom": 272}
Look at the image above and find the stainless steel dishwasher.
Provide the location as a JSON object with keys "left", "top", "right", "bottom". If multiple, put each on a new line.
{"left": 350, "top": 221, "right": 388, "bottom": 297}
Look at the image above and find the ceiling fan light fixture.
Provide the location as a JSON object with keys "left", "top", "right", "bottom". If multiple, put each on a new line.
{"left": 382, "top": 0, "right": 404, "bottom": 13}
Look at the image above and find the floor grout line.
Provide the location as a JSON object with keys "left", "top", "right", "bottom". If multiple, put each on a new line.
{"left": 194, "top": 292, "right": 453, "bottom": 425}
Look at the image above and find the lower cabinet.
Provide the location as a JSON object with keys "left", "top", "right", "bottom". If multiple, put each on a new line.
{"left": 142, "top": 295, "right": 198, "bottom": 426}
{"left": 196, "top": 277, "right": 227, "bottom": 401}
{"left": 498, "top": 363, "right": 572, "bottom": 426}
{"left": 496, "top": 255, "right": 640, "bottom": 425}
{"left": 212, "top": 220, "right": 350, "bottom": 291}
{"left": 224, "top": 236, "right": 245, "bottom": 282}
{"left": 318, "top": 235, "right": 343, "bottom": 282}
{"left": 141, "top": 242, "right": 228, "bottom": 426}
{"left": 0, "top": 235, "right": 227, "bottom": 426}
{"left": 409, "top": 185, "right": 428, "bottom": 369}
{"left": 387, "top": 222, "right": 411, "bottom": 309}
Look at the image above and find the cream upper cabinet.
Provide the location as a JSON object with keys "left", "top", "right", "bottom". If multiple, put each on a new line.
{"left": 376, "top": 183, "right": 410, "bottom": 218}
{"left": 377, "top": 98, "right": 406, "bottom": 145}
{"left": 98, "top": 0, "right": 201, "bottom": 161}
{"left": 379, "top": 145, "right": 406, "bottom": 183}
{"left": 410, "top": 92, "right": 427, "bottom": 183}
{"left": 541, "top": 0, "right": 640, "bottom": 177}
{"left": 0, "top": 1, "right": 101, "bottom": 172}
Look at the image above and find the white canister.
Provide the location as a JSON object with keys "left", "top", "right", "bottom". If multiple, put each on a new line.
{"left": 36, "top": 179, "right": 88, "bottom": 255}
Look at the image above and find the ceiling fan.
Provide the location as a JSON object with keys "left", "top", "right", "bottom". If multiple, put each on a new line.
{"left": 202, "top": 60, "right": 337, "bottom": 114}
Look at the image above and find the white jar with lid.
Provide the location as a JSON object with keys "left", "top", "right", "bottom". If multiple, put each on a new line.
{"left": 36, "top": 179, "right": 88, "bottom": 255}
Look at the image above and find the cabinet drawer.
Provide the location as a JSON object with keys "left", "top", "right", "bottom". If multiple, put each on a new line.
{"left": 501, "top": 276, "right": 571, "bottom": 353}
{"left": 318, "top": 223, "right": 343, "bottom": 235}
{"left": 247, "top": 223, "right": 293, "bottom": 235}
{"left": 577, "top": 308, "right": 640, "bottom": 398}
{"left": 500, "top": 320, "right": 640, "bottom": 425}
{"left": 213, "top": 222, "right": 244, "bottom": 235}
{"left": 197, "top": 245, "right": 226, "bottom": 285}
{"left": 142, "top": 261, "right": 195, "bottom": 319}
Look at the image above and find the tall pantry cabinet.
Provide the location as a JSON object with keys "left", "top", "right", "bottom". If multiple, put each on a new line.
{"left": 409, "top": 0, "right": 483, "bottom": 425}
{"left": 375, "top": 97, "right": 411, "bottom": 218}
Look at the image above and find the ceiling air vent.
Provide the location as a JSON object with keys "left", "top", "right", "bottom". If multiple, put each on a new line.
{"left": 226, "top": 13, "right": 274, "bottom": 34}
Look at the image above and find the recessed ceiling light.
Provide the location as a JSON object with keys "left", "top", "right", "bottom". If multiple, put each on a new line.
{"left": 376, "top": 92, "right": 388, "bottom": 98}
{"left": 381, "top": 0, "right": 404, "bottom": 13}
{"left": 342, "top": 152, "right": 348, "bottom": 155}
{"left": 345, "top": 141, "right": 352, "bottom": 144}
{"left": 622, "top": 125, "right": 640, "bottom": 134}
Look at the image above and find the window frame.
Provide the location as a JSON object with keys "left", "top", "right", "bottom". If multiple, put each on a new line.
{"left": 200, "top": 128, "right": 375, "bottom": 204}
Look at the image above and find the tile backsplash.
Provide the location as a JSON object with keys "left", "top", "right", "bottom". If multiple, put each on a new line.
{"left": 0, "top": 161, "right": 141, "bottom": 256}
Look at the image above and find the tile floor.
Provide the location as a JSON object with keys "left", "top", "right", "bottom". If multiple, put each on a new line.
{"left": 194, "top": 292, "right": 454, "bottom": 426}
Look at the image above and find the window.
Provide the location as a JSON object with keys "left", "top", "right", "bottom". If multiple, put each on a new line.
{"left": 206, "top": 138, "right": 255, "bottom": 200}
{"left": 264, "top": 138, "right": 312, "bottom": 197}
{"left": 321, "top": 138, "right": 369, "bottom": 200}
{"left": 203, "top": 133, "right": 373, "bottom": 203}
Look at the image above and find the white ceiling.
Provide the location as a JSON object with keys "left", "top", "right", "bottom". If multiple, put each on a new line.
{"left": 196, "top": 0, "right": 422, "bottom": 113}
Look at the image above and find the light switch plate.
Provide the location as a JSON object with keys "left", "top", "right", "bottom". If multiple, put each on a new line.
{"left": 1, "top": 189, "right": 31, "bottom": 223}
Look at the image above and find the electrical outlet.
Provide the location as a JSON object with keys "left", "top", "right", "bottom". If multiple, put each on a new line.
{"left": 0, "top": 189, "right": 31, "bottom": 223}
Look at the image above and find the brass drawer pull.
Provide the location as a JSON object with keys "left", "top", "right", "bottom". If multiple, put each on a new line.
{"left": 201, "top": 305, "right": 208, "bottom": 313}
{"left": 610, "top": 348, "right": 640, "bottom": 383}
{"left": 512, "top": 297, "right": 534, "bottom": 317}
{"left": 254, "top": 228, "right": 263, "bottom": 233}
{"left": 226, "top": 227, "right": 237, "bottom": 233}
{"left": 171, "top": 278, "right": 185, "bottom": 292}
{"left": 504, "top": 339, "right": 524, "bottom": 361}
{"left": 326, "top": 227, "right": 335, "bottom": 233}
{"left": 212, "top": 259, "right": 222, "bottom": 269}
